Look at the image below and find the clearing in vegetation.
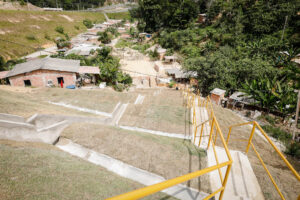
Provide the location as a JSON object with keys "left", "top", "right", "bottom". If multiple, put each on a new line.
{"left": 0, "top": 139, "right": 174, "bottom": 200}
{"left": 61, "top": 123, "right": 210, "bottom": 193}
{"left": 212, "top": 104, "right": 300, "bottom": 200}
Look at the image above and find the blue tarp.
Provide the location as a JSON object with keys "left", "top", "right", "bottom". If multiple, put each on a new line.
{"left": 66, "top": 85, "right": 76, "bottom": 89}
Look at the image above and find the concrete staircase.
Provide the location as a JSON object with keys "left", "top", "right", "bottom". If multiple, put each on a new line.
{"left": 192, "top": 101, "right": 265, "bottom": 200}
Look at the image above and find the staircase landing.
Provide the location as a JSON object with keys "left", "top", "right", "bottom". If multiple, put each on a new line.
{"left": 192, "top": 104, "right": 265, "bottom": 200}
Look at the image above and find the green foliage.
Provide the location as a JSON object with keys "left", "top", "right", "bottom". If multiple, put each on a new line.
{"left": 106, "top": 27, "right": 120, "bottom": 37}
{"left": 0, "top": 56, "right": 5, "bottom": 71}
{"left": 132, "top": 44, "right": 150, "bottom": 54}
{"left": 169, "top": 80, "right": 175, "bottom": 88}
{"left": 44, "top": 33, "right": 51, "bottom": 40}
{"left": 242, "top": 76, "right": 296, "bottom": 117}
{"left": 55, "top": 26, "right": 64, "bottom": 34}
{"left": 26, "top": 0, "right": 106, "bottom": 10}
{"left": 25, "top": 34, "right": 37, "bottom": 41}
{"left": 262, "top": 125, "right": 292, "bottom": 144}
{"left": 74, "top": 25, "right": 80, "bottom": 30}
{"left": 131, "top": 0, "right": 199, "bottom": 32}
{"left": 148, "top": 49, "right": 159, "bottom": 60}
{"left": 115, "top": 39, "right": 133, "bottom": 48}
{"left": 97, "top": 31, "right": 112, "bottom": 44}
{"left": 83, "top": 19, "right": 93, "bottom": 29}
{"left": 285, "top": 142, "right": 300, "bottom": 159}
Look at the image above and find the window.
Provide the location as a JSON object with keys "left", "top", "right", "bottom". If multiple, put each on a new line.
{"left": 24, "top": 80, "right": 31, "bottom": 87}
{"left": 57, "top": 77, "right": 64, "bottom": 84}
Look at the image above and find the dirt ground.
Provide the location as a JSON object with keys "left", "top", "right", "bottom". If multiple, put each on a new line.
{"left": 62, "top": 123, "right": 211, "bottom": 194}
{"left": 120, "top": 89, "right": 189, "bottom": 135}
{"left": 0, "top": 140, "right": 175, "bottom": 200}
{"left": 212, "top": 104, "right": 300, "bottom": 200}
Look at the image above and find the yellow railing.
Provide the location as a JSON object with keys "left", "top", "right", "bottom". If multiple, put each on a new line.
{"left": 106, "top": 88, "right": 233, "bottom": 200}
{"left": 226, "top": 121, "right": 300, "bottom": 200}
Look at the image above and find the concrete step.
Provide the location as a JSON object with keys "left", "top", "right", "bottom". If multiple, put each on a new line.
{"left": 191, "top": 104, "right": 264, "bottom": 200}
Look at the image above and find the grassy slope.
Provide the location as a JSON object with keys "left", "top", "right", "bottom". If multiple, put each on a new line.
{"left": 0, "top": 140, "right": 174, "bottom": 200}
{"left": 62, "top": 123, "right": 210, "bottom": 193}
{"left": 0, "top": 10, "right": 105, "bottom": 59}
{"left": 107, "top": 12, "right": 130, "bottom": 19}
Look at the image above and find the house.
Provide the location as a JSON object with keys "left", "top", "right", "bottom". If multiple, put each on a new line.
{"left": 210, "top": 88, "right": 226, "bottom": 105}
{"left": 157, "top": 48, "right": 167, "bottom": 60}
{"left": 164, "top": 56, "right": 176, "bottom": 63}
{"left": 0, "top": 71, "right": 9, "bottom": 84}
{"left": 198, "top": 14, "right": 206, "bottom": 23}
{"left": 228, "top": 91, "right": 255, "bottom": 109}
{"left": 5, "top": 58, "right": 80, "bottom": 88}
{"left": 66, "top": 44, "right": 102, "bottom": 57}
{"left": 78, "top": 66, "right": 100, "bottom": 85}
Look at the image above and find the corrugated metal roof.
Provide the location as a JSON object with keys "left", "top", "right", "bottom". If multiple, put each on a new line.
{"left": 6, "top": 58, "right": 80, "bottom": 78}
{"left": 78, "top": 66, "right": 100, "bottom": 74}
{"left": 210, "top": 88, "right": 226, "bottom": 95}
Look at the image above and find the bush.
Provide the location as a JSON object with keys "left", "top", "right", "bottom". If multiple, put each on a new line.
{"left": 285, "top": 142, "right": 300, "bottom": 159}
{"left": 261, "top": 125, "right": 292, "bottom": 144}
{"left": 26, "top": 34, "right": 37, "bottom": 41}
{"left": 74, "top": 25, "right": 80, "bottom": 30}
{"left": 55, "top": 26, "right": 64, "bottom": 34}
{"left": 113, "top": 83, "right": 126, "bottom": 92}
{"left": 97, "top": 31, "right": 112, "bottom": 44}
{"left": 44, "top": 33, "right": 51, "bottom": 40}
{"left": 83, "top": 19, "right": 93, "bottom": 29}
{"left": 169, "top": 80, "right": 175, "bottom": 88}
{"left": 148, "top": 49, "right": 159, "bottom": 60}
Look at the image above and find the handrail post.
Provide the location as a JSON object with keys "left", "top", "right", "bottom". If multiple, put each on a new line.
{"left": 193, "top": 125, "right": 198, "bottom": 144}
{"left": 219, "top": 163, "right": 232, "bottom": 200}
{"left": 207, "top": 118, "right": 215, "bottom": 149}
{"left": 245, "top": 122, "right": 256, "bottom": 154}
{"left": 226, "top": 127, "right": 232, "bottom": 145}
{"left": 198, "top": 123, "right": 204, "bottom": 147}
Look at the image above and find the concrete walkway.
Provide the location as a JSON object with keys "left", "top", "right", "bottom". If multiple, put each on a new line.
{"left": 56, "top": 138, "right": 209, "bottom": 200}
{"left": 191, "top": 100, "right": 265, "bottom": 200}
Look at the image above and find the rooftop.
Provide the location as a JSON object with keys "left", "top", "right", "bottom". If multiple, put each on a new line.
{"left": 210, "top": 88, "right": 226, "bottom": 95}
{"left": 6, "top": 58, "right": 80, "bottom": 78}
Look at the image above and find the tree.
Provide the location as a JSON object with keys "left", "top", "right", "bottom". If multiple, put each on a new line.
{"left": 131, "top": 0, "right": 199, "bottom": 32}
{"left": 97, "top": 31, "right": 112, "bottom": 44}
{"left": 83, "top": 19, "right": 93, "bottom": 29}
{"left": 0, "top": 56, "right": 6, "bottom": 71}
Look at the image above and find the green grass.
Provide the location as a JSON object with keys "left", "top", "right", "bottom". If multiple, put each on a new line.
{"left": 0, "top": 140, "right": 175, "bottom": 200}
{"left": 115, "top": 38, "right": 134, "bottom": 48}
{"left": 107, "top": 12, "right": 130, "bottom": 20}
{"left": 0, "top": 10, "right": 106, "bottom": 60}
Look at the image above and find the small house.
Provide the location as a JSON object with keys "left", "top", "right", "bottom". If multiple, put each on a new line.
{"left": 198, "top": 14, "right": 207, "bottom": 23}
{"left": 210, "top": 88, "right": 226, "bottom": 105}
{"left": 5, "top": 58, "right": 80, "bottom": 88}
{"left": 78, "top": 66, "right": 100, "bottom": 85}
{"left": 164, "top": 56, "right": 176, "bottom": 63}
{"left": 157, "top": 48, "right": 167, "bottom": 60}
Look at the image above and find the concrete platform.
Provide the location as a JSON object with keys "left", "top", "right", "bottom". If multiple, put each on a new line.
{"left": 191, "top": 102, "right": 265, "bottom": 200}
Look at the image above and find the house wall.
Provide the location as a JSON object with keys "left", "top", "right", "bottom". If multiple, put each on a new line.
{"left": 210, "top": 93, "right": 224, "bottom": 105}
{"left": 9, "top": 70, "right": 76, "bottom": 88}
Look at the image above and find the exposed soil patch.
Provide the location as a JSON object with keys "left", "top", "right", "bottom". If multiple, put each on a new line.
{"left": 62, "top": 123, "right": 211, "bottom": 193}
{"left": 59, "top": 14, "right": 74, "bottom": 22}
{"left": 212, "top": 104, "right": 300, "bottom": 200}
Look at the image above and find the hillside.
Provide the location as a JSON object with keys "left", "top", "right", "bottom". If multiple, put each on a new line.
{"left": 0, "top": 10, "right": 106, "bottom": 60}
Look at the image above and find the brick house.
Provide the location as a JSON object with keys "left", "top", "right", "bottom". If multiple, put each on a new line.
{"left": 5, "top": 58, "right": 80, "bottom": 88}
{"left": 210, "top": 88, "right": 226, "bottom": 105}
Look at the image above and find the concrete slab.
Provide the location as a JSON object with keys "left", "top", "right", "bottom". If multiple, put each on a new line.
{"left": 191, "top": 101, "right": 265, "bottom": 200}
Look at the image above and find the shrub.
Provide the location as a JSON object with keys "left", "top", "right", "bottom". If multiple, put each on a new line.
{"left": 26, "top": 34, "right": 37, "bottom": 41}
{"left": 44, "top": 33, "right": 51, "bottom": 40}
{"left": 97, "top": 31, "right": 112, "bottom": 44}
{"left": 285, "top": 142, "right": 300, "bottom": 159}
{"left": 261, "top": 125, "right": 292, "bottom": 143}
{"left": 148, "top": 49, "right": 159, "bottom": 60}
{"left": 55, "top": 26, "right": 64, "bottom": 34}
{"left": 19, "top": 0, "right": 26, "bottom": 6}
{"left": 83, "top": 19, "right": 93, "bottom": 29}
{"left": 169, "top": 80, "right": 175, "bottom": 88}
{"left": 74, "top": 25, "right": 80, "bottom": 30}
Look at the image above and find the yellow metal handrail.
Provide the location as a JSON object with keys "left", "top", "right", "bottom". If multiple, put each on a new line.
{"left": 226, "top": 121, "right": 300, "bottom": 200}
{"left": 106, "top": 88, "right": 233, "bottom": 200}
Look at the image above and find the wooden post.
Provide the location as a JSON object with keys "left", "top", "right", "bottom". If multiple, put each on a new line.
{"left": 293, "top": 90, "right": 300, "bottom": 140}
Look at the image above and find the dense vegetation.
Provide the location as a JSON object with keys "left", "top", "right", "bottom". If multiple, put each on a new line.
{"left": 25, "top": 0, "right": 106, "bottom": 10}
{"left": 132, "top": 0, "right": 299, "bottom": 117}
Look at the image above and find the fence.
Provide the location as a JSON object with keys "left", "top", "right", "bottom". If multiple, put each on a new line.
{"left": 226, "top": 121, "right": 300, "bottom": 200}
{"left": 106, "top": 88, "right": 233, "bottom": 200}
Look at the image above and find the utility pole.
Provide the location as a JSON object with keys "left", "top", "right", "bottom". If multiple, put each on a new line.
{"left": 281, "top": 15, "right": 288, "bottom": 41}
{"left": 293, "top": 90, "right": 300, "bottom": 140}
